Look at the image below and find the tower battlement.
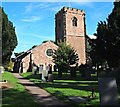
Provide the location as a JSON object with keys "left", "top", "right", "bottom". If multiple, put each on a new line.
{"left": 55, "top": 6, "right": 85, "bottom": 16}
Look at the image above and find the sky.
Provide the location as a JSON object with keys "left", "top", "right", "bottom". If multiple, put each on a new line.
{"left": 1, "top": 1, "right": 114, "bottom": 57}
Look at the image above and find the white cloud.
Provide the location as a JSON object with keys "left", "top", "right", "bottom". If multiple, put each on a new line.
{"left": 19, "top": 32, "right": 53, "bottom": 40}
{"left": 25, "top": 3, "right": 49, "bottom": 13}
{"left": 23, "top": 44, "right": 28, "bottom": 48}
{"left": 75, "top": 2, "right": 94, "bottom": 8}
{"left": 31, "top": 33, "right": 53, "bottom": 39}
{"left": 21, "top": 16, "right": 41, "bottom": 22}
{"left": 24, "top": 3, "right": 65, "bottom": 13}
{"left": 25, "top": 3, "right": 34, "bottom": 12}
{"left": 20, "top": 41, "right": 35, "bottom": 45}
{"left": 46, "top": 5, "right": 62, "bottom": 12}
{"left": 88, "top": 35, "right": 97, "bottom": 39}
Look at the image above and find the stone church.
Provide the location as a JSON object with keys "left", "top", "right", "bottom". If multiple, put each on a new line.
{"left": 14, "top": 6, "right": 86, "bottom": 73}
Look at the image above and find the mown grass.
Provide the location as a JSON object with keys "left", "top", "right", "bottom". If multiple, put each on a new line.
{"left": 1, "top": 71, "right": 40, "bottom": 107}
{"left": 21, "top": 72, "right": 100, "bottom": 107}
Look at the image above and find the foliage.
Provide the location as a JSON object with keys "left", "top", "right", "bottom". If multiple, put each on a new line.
{"left": 1, "top": 7, "right": 18, "bottom": 66}
{"left": 52, "top": 42, "right": 79, "bottom": 76}
{"left": 85, "top": 35, "right": 93, "bottom": 65}
{"left": 93, "top": 2, "right": 120, "bottom": 68}
{"left": 6, "top": 60, "right": 14, "bottom": 71}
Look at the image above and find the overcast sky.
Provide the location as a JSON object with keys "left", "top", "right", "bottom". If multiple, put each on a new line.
{"left": 2, "top": 2, "right": 114, "bottom": 56}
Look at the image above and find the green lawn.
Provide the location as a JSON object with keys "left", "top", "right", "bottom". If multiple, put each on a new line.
{"left": 1, "top": 71, "right": 40, "bottom": 107}
{"left": 21, "top": 72, "right": 100, "bottom": 107}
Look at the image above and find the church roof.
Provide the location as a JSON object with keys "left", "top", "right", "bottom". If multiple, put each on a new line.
{"left": 16, "top": 40, "right": 57, "bottom": 60}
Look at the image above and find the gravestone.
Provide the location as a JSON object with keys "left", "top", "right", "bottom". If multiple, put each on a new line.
{"left": 84, "top": 68, "right": 91, "bottom": 79}
{"left": 48, "top": 74, "right": 53, "bottom": 82}
{"left": 98, "top": 77, "right": 119, "bottom": 106}
{"left": 0, "top": 66, "right": 4, "bottom": 74}
{"left": 32, "top": 66, "right": 37, "bottom": 75}
{"left": 48, "top": 65, "right": 53, "bottom": 82}
{"left": 39, "top": 65, "right": 43, "bottom": 74}
{"left": 42, "top": 70, "right": 48, "bottom": 82}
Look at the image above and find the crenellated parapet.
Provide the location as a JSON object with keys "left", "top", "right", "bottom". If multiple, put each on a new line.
{"left": 55, "top": 6, "right": 85, "bottom": 16}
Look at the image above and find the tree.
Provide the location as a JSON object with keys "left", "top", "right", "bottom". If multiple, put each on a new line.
{"left": 94, "top": 1, "right": 120, "bottom": 68}
{"left": 1, "top": 7, "right": 18, "bottom": 66}
{"left": 106, "top": 1, "right": 120, "bottom": 67}
{"left": 52, "top": 42, "right": 79, "bottom": 77}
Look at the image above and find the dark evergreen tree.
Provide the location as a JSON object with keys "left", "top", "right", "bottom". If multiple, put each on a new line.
{"left": 94, "top": 1, "right": 120, "bottom": 68}
{"left": 106, "top": 1, "right": 120, "bottom": 67}
{"left": 1, "top": 7, "right": 18, "bottom": 67}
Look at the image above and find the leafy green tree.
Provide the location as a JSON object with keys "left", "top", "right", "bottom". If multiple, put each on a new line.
{"left": 52, "top": 42, "right": 79, "bottom": 77}
{"left": 1, "top": 7, "right": 18, "bottom": 66}
{"left": 94, "top": 1, "right": 120, "bottom": 68}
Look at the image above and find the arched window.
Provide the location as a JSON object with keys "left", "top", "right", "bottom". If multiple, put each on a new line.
{"left": 72, "top": 17, "right": 77, "bottom": 27}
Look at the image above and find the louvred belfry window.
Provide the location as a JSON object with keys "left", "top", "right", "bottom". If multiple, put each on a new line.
{"left": 72, "top": 17, "right": 77, "bottom": 27}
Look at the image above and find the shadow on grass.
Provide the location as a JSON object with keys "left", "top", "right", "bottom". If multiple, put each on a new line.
{"left": 21, "top": 72, "right": 100, "bottom": 106}
{"left": 22, "top": 72, "right": 99, "bottom": 92}
{"left": 53, "top": 73, "right": 98, "bottom": 81}
{"left": 37, "top": 82, "right": 98, "bottom": 92}
{"left": 22, "top": 72, "right": 98, "bottom": 81}
{"left": 2, "top": 88, "right": 40, "bottom": 107}
{"left": 51, "top": 90, "right": 99, "bottom": 107}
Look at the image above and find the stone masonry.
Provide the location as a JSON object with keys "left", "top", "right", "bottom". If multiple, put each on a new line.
{"left": 14, "top": 41, "right": 58, "bottom": 73}
{"left": 55, "top": 6, "right": 86, "bottom": 65}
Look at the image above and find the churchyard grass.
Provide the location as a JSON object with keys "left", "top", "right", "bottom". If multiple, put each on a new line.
{"left": 1, "top": 71, "right": 40, "bottom": 107}
{"left": 21, "top": 72, "right": 100, "bottom": 107}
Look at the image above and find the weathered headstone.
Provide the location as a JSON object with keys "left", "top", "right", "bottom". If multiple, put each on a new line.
{"left": 42, "top": 70, "right": 48, "bottom": 82}
{"left": 48, "top": 74, "right": 53, "bottom": 82}
{"left": 84, "top": 68, "right": 91, "bottom": 79}
{"left": 98, "top": 77, "right": 119, "bottom": 106}
{"left": 0, "top": 66, "right": 4, "bottom": 74}
{"left": 39, "top": 65, "right": 43, "bottom": 74}
{"left": 32, "top": 66, "right": 37, "bottom": 75}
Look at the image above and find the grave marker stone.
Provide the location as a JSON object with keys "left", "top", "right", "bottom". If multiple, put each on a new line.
{"left": 0, "top": 66, "right": 4, "bottom": 74}
{"left": 98, "top": 77, "right": 119, "bottom": 106}
{"left": 39, "top": 65, "right": 43, "bottom": 74}
{"left": 42, "top": 70, "right": 47, "bottom": 82}
{"left": 84, "top": 67, "right": 91, "bottom": 79}
{"left": 32, "top": 66, "right": 37, "bottom": 75}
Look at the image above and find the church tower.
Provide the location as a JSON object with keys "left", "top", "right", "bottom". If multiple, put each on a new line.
{"left": 55, "top": 6, "right": 86, "bottom": 65}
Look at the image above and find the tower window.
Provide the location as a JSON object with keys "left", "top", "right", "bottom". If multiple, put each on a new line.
{"left": 72, "top": 17, "right": 77, "bottom": 26}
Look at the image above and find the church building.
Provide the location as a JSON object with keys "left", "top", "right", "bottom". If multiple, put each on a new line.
{"left": 14, "top": 6, "right": 86, "bottom": 73}
{"left": 14, "top": 41, "right": 58, "bottom": 73}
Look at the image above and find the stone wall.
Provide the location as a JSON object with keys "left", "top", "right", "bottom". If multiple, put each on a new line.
{"left": 22, "top": 41, "right": 58, "bottom": 73}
